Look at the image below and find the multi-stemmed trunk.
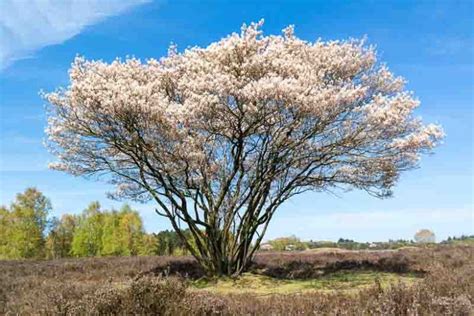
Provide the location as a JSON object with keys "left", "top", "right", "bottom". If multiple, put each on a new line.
{"left": 163, "top": 215, "right": 271, "bottom": 277}
{"left": 204, "top": 229, "right": 259, "bottom": 276}
{"left": 193, "top": 234, "right": 260, "bottom": 276}
{"left": 155, "top": 200, "right": 276, "bottom": 277}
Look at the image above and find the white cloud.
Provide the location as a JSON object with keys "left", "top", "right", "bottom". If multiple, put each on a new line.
{"left": 0, "top": 0, "right": 149, "bottom": 70}
{"left": 427, "top": 37, "right": 472, "bottom": 56}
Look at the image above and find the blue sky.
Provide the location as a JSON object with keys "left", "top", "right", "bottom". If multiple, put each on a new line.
{"left": 0, "top": 0, "right": 472, "bottom": 242}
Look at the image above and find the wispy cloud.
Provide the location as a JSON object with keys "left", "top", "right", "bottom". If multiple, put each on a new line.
{"left": 427, "top": 37, "right": 472, "bottom": 56}
{"left": 0, "top": 0, "right": 149, "bottom": 71}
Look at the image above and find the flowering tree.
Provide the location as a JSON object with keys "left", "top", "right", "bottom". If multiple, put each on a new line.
{"left": 414, "top": 229, "right": 436, "bottom": 243}
{"left": 44, "top": 21, "right": 443, "bottom": 276}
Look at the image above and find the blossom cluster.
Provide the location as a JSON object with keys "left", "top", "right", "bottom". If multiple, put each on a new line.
{"left": 44, "top": 20, "right": 443, "bottom": 201}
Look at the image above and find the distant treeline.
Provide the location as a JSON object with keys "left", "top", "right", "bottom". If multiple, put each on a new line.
{"left": 265, "top": 234, "right": 474, "bottom": 252}
{"left": 1, "top": 188, "right": 472, "bottom": 260}
{"left": 263, "top": 235, "right": 420, "bottom": 251}
{"left": 0, "top": 188, "right": 192, "bottom": 260}
{"left": 441, "top": 235, "right": 474, "bottom": 244}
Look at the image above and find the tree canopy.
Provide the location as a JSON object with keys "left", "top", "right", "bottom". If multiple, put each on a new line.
{"left": 0, "top": 188, "right": 160, "bottom": 259}
{"left": 44, "top": 21, "right": 443, "bottom": 275}
{"left": 414, "top": 229, "right": 436, "bottom": 244}
{"left": 0, "top": 188, "right": 50, "bottom": 259}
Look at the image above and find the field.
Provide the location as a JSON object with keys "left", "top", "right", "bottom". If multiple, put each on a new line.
{"left": 1, "top": 244, "right": 472, "bottom": 315}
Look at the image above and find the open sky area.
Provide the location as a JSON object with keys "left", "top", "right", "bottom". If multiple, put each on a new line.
{"left": 0, "top": 0, "right": 472, "bottom": 242}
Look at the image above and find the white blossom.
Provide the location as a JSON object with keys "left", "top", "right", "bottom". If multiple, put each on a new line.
{"left": 43, "top": 21, "right": 443, "bottom": 273}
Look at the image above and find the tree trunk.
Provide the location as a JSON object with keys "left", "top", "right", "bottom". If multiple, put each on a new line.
{"left": 178, "top": 228, "right": 257, "bottom": 277}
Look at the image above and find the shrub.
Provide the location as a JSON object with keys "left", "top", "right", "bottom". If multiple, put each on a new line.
{"left": 0, "top": 245, "right": 472, "bottom": 315}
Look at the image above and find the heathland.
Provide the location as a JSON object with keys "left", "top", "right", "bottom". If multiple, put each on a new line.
{"left": 1, "top": 244, "right": 472, "bottom": 315}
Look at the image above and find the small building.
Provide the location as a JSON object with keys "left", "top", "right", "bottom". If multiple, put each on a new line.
{"left": 260, "top": 243, "right": 274, "bottom": 251}
{"left": 285, "top": 244, "right": 296, "bottom": 251}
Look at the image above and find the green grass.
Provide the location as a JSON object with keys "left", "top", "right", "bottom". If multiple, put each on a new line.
{"left": 190, "top": 270, "right": 421, "bottom": 294}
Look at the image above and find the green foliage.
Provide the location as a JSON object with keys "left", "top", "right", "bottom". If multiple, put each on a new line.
{"left": 139, "top": 234, "right": 159, "bottom": 256}
{"left": 101, "top": 211, "right": 124, "bottom": 256}
{"left": 71, "top": 203, "right": 148, "bottom": 257}
{"left": 154, "top": 229, "right": 192, "bottom": 256}
{"left": 0, "top": 188, "right": 51, "bottom": 259}
{"left": 268, "top": 235, "right": 307, "bottom": 251}
{"left": 0, "top": 206, "right": 11, "bottom": 257}
{"left": 71, "top": 202, "right": 104, "bottom": 257}
{"left": 0, "top": 188, "right": 161, "bottom": 259}
{"left": 118, "top": 205, "right": 146, "bottom": 256}
{"left": 45, "top": 214, "right": 79, "bottom": 259}
{"left": 101, "top": 205, "right": 145, "bottom": 256}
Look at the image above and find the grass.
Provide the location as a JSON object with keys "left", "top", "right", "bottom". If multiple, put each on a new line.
{"left": 191, "top": 270, "right": 421, "bottom": 294}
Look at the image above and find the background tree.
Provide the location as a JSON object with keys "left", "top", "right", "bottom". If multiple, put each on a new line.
{"left": 155, "top": 230, "right": 183, "bottom": 256}
{"left": 1, "top": 188, "right": 156, "bottom": 259}
{"left": 101, "top": 205, "right": 145, "bottom": 256}
{"left": 45, "top": 217, "right": 61, "bottom": 259}
{"left": 414, "top": 229, "right": 436, "bottom": 244}
{"left": 117, "top": 205, "right": 145, "bottom": 256}
{"left": 101, "top": 210, "right": 125, "bottom": 256}
{"left": 71, "top": 202, "right": 104, "bottom": 257}
{"left": 139, "top": 233, "right": 159, "bottom": 256}
{"left": 0, "top": 206, "right": 11, "bottom": 258}
{"left": 44, "top": 21, "right": 443, "bottom": 276}
{"left": 71, "top": 202, "right": 147, "bottom": 257}
{"left": 46, "top": 214, "right": 78, "bottom": 259}
{"left": 268, "top": 236, "right": 307, "bottom": 251}
{"left": 0, "top": 188, "right": 51, "bottom": 259}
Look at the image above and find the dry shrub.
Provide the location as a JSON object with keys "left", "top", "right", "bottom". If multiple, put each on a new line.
{"left": 0, "top": 245, "right": 472, "bottom": 315}
{"left": 46, "top": 276, "right": 187, "bottom": 315}
{"left": 185, "top": 267, "right": 472, "bottom": 315}
{"left": 141, "top": 257, "right": 205, "bottom": 279}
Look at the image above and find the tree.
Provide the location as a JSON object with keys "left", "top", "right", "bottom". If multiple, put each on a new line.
{"left": 101, "top": 205, "right": 145, "bottom": 256}
{"left": 71, "top": 202, "right": 104, "bottom": 257}
{"left": 139, "top": 233, "right": 158, "bottom": 256}
{"left": 71, "top": 202, "right": 146, "bottom": 257}
{"left": 414, "top": 229, "right": 436, "bottom": 244}
{"left": 44, "top": 21, "right": 443, "bottom": 276}
{"left": 268, "top": 236, "right": 307, "bottom": 251}
{"left": 117, "top": 205, "right": 145, "bottom": 256}
{"left": 45, "top": 217, "right": 62, "bottom": 259}
{"left": 101, "top": 210, "right": 125, "bottom": 256}
{"left": 0, "top": 206, "right": 11, "bottom": 258}
{"left": 0, "top": 188, "right": 51, "bottom": 258}
{"left": 46, "top": 214, "right": 78, "bottom": 259}
{"left": 155, "top": 230, "right": 184, "bottom": 256}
